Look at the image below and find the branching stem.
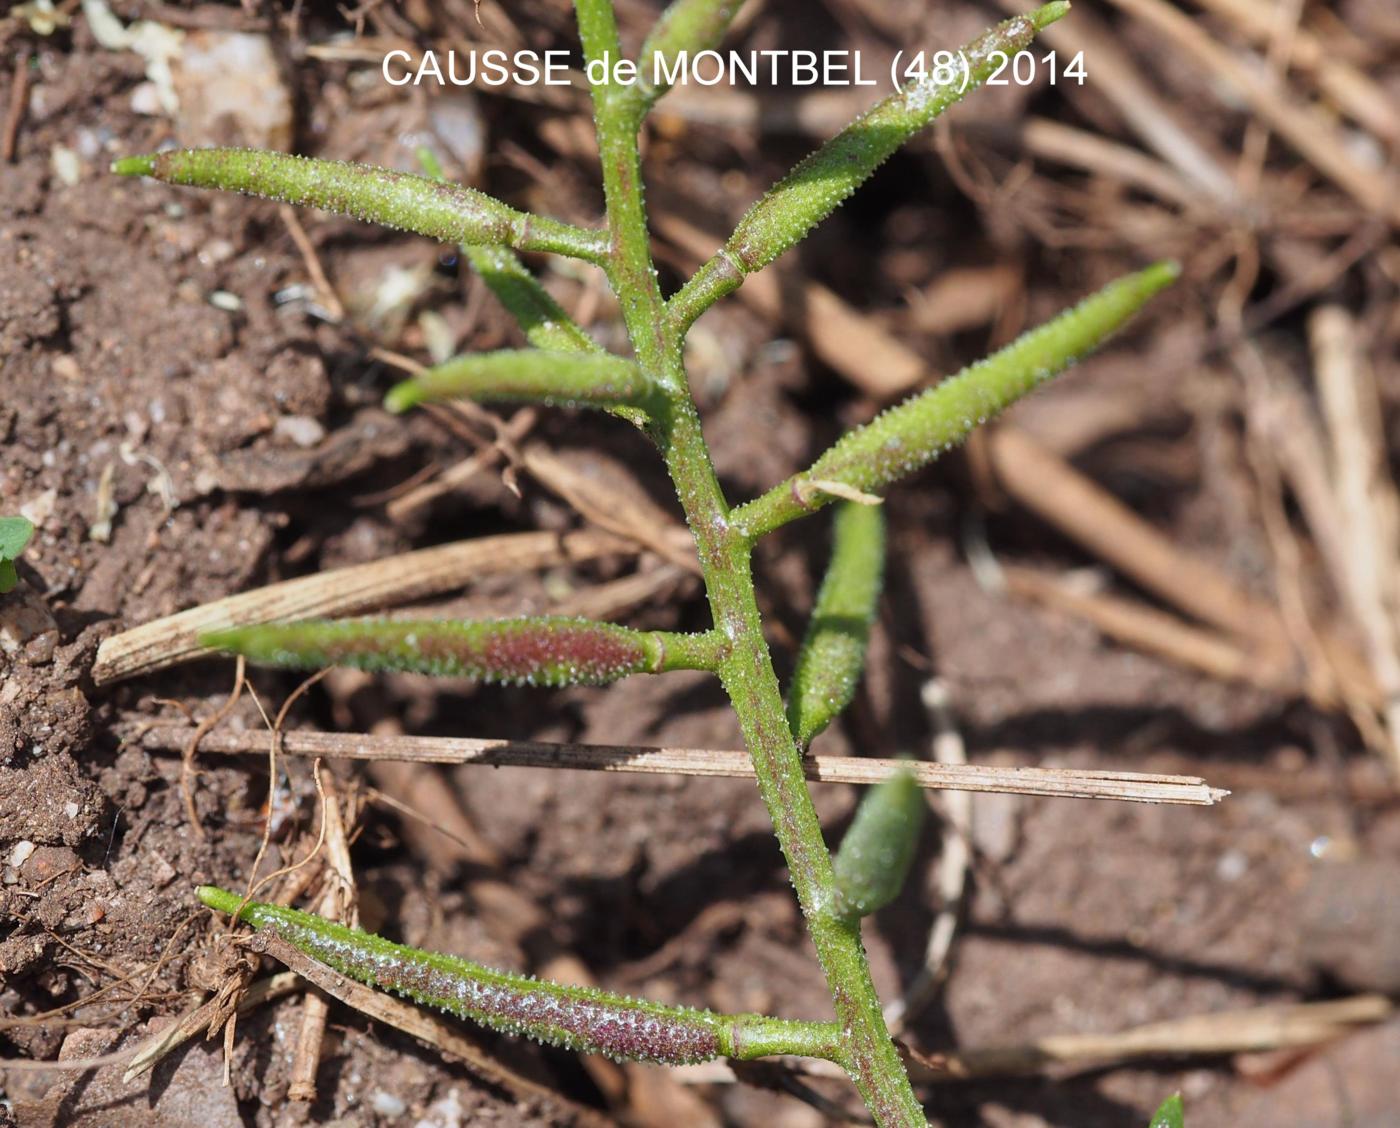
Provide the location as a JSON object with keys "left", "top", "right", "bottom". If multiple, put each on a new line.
{"left": 573, "top": 1, "right": 927, "bottom": 1119}
{"left": 122, "top": 3, "right": 1182, "bottom": 1123}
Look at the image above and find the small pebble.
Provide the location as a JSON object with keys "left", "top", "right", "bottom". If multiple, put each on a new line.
{"left": 208, "top": 290, "right": 243, "bottom": 312}
{"left": 273, "top": 415, "right": 326, "bottom": 448}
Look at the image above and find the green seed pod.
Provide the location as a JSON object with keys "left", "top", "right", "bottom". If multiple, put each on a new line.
{"left": 198, "top": 886, "right": 724, "bottom": 1063}
{"left": 465, "top": 246, "right": 602, "bottom": 354}
{"left": 670, "top": 3, "right": 1069, "bottom": 327}
{"left": 738, "top": 262, "right": 1180, "bottom": 537}
{"left": 634, "top": 0, "right": 744, "bottom": 109}
{"left": 113, "top": 149, "right": 608, "bottom": 263}
{"left": 385, "top": 350, "right": 651, "bottom": 414}
{"left": 832, "top": 770, "right": 926, "bottom": 924}
{"left": 1149, "top": 1094, "right": 1185, "bottom": 1128}
{"left": 786, "top": 502, "right": 885, "bottom": 749}
{"left": 200, "top": 617, "right": 718, "bottom": 687}
{"left": 197, "top": 886, "right": 837, "bottom": 1064}
{"left": 416, "top": 147, "right": 602, "bottom": 357}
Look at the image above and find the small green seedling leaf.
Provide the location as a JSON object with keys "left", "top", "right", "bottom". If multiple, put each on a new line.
{"left": 197, "top": 885, "right": 838, "bottom": 1064}
{"left": 114, "top": 149, "right": 609, "bottom": 264}
{"left": 786, "top": 501, "right": 885, "bottom": 749}
{"left": 385, "top": 349, "right": 652, "bottom": 414}
{"left": 0, "top": 516, "right": 35, "bottom": 595}
{"left": 832, "top": 769, "right": 926, "bottom": 924}
{"left": 1148, "top": 1093, "right": 1185, "bottom": 1128}
{"left": 200, "top": 617, "right": 719, "bottom": 686}
{"left": 737, "top": 262, "right": 1180, "bottom": 537}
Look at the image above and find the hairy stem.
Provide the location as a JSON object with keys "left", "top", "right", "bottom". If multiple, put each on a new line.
{"left": 574, "top": 0, "right": 925, "bottom": 1117}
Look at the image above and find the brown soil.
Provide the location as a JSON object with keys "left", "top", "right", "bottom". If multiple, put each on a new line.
{"left": 3, "top": 2, "right": 1397, "bottom": 1127}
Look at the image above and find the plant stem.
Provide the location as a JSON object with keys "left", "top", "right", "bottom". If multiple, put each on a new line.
{"left": 574, "top": 1, "right": 925, "bottom": 1118}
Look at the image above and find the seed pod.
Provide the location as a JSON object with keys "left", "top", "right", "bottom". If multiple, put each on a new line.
{"left": 832, "top": 770, "right": 925, "bottom": 924}
{"left": 1148, "top": 1094, "right": 1185, "bottom": 1128}
{"left": 200, "top": 617, "right": 714, "bottom": 686}
{"left": 385, "top": 350, "right": 651, "bottom": 413}
{"left": 197, "top": 886, "right": 729, "bottom": 1063}
{"left": 416, "top": 147, "right": 602, "bottom": 357}
{"left": 113, "top": 149, "right": 607, "bottom": 263}
{"left": 786, "top": 502, "right": 885, "bottom": 749}
{"left": 738, "top": 262, "right": 1180, "bottom": 537}
{"left": 671, "top": 3, "right": 1069, "bottom": 325}
{"left": 634, "top": 0, "right": 744, "bottom": 108}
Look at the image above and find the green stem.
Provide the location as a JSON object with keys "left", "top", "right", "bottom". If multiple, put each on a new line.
{"left": 575, "top": 0, "right": 672, "bottom": 368}
{"left": 574, "top": 0, "right": 924, "bottom": 1118}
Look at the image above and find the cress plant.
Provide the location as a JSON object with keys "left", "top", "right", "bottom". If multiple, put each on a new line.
{"left": 115, "top": 1, "right": 1180, "bottom": 1121}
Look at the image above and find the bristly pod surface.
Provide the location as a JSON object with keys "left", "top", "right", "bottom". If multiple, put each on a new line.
{"left": 200, "top": 617, "right": 719, "bottom": 686}
{"left": 786, "top": 501, "right": 886, "bottom": 749}
{"left": 113, "top": 149, "right": 609, "bottom": 263}
{"left": 1148, "top": 1094, "right": 1185, "bottom": 1128}
{"left": 669, "top": 2, "right": 1070, "bottom": 328}
{"left": 832, "top": 769, "right": 926, "bottom": 924}
{"left": 384, "top": 350, "right": 652, "bottom": 414}
{"left": 197, "top": 886, "right": 839, "bottom": 1064}
{"left": 736, "top": 262, "right": 1180, "bottom": 537}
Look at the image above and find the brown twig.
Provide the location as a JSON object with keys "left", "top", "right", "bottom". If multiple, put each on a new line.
{"left": 990, "top": 427, "right": 1270, "bottom": 642}
{"left": 521, "top": 444, "right": 702, "bottom": 574}
{"left": 121, "top": 972, "right": 301, "bottom": 1084}
{"left": 385, "top": 407, "right": 537, "bottom": 522}
{"left": 1311, "top": 306, "right": 1400, "bottom": 773}
{"left": 1187, "top": 0, "right": 1400, "bottom": 143}
{"left": 886, "top": 680, "right": 973, "bottom": 1033}
{"left": 279, "top": 205, "right": 346, "bottom": 322}
{"left": 179, "top": 657, "right": 246, "bottom": 842}
{"left": 3, "top": 51, "right": 31, "bottom": 164}
{"left": 1001, "top": 564, "right": 1298, "bottom": 695}
{"left": 1105, "top": 0, "right": 1400, "bottom": 223}
{"left": 987, "top": 425, "right": 1380, "bottom": 709}
{"left": 906, "top": 994, "right": 1393, "bottom": 1080}
{"left": 997, "top": 0, "right": 1240, "bottom": 210}
{"left": 136, "top": 726, "right": 1228, "bottom": 805}
{"left": 288, "top": 772, "right": 358, "bottom": 1101}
